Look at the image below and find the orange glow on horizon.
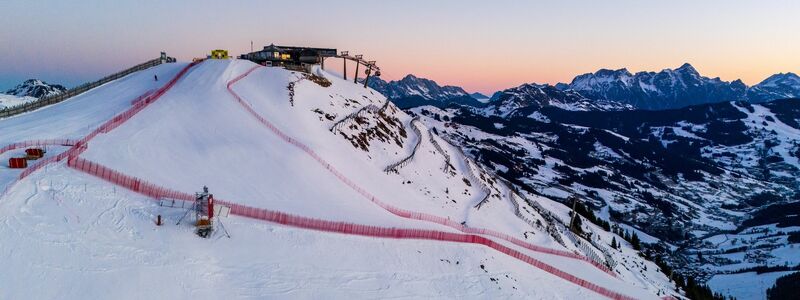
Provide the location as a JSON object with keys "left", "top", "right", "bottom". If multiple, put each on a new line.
{"left": 1, "top": 0, "right": 798, "bottom": 94}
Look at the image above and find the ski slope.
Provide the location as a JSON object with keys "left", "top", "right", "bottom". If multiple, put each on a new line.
{"left": 0, "top": 59, "right": 670, "bottom": 299}
{"left": 0, "top": 93, "right": 36, "bottom": 110}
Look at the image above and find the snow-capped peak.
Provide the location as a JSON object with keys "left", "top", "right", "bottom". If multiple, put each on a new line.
{"left": 366, "top": 74, "right": 470, "bottom": 102}
{"left": 401, "top": 74, "right": 419, "bottom": 81}
{"left": 757, "top": 72, "right": 800, "bottom": 88}
{"left": 4, "top": 79, "right": 67, "bottom": 98}
{"left": 674, "top": 62, "right": 699, "bottom": 75}
{"left": 565, "top": 63, "right": 748, "bottom": 110}
{"left": 483, "top": 82, "right": 632, "bottom": 117}
{"left": 748, "top": 72, "right": 800, "bottom": 102}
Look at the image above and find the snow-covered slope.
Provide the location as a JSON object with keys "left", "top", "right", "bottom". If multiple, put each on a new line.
{"left": 0, "top": 59, "right": 675, "bottom": 299}
{"left": 748, "top": 72, "right": 800, "bottom": 102}
{"left": 411, "top": 97, "right": 800, "bottom": 298}
{"left": 0, "top": 93, "right": 36, "bottom": 109}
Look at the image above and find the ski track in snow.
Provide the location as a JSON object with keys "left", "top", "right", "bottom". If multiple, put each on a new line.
{"left": 223, "top": 64, "right": 636, "bottom": 299}
{"left": 0, "top": 59, "right": 661, "bottom": 299}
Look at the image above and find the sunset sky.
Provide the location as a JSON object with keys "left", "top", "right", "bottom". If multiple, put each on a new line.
{"left": 1, "top": 0, "right": 799, "bottom": 94}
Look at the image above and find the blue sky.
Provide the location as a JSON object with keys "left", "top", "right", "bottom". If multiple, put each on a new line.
{"left": 1, "top": 0, "right": 799, "bottom": 94}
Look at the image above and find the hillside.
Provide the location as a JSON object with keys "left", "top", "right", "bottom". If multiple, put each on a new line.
{"left": 411, "top": 97, "right": 800, "bottom": 298}
{"left": 0, "top": 94, "right": 36, "bottom": 110}
{"left": 0, "top": 59, "right": 677, "bottom": 299}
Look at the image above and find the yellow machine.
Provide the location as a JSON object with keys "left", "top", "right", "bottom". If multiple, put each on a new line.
{"left": 210, "top": 49, "right": 229, "bottom": 59}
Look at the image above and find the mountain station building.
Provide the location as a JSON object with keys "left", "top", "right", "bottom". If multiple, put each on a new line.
{"left": 239, "top": 44, "right": 337, "bottom": 67}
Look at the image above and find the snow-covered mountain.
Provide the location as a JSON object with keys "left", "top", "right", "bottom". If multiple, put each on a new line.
{"left": 565, "top": 63, "right": 750, "bottom": 110}
{"left": 483, "top": 83, "right": 633, "bottom": 117}
{"left": 473, "top": 65, "right": 799, "bottom": 114}
{"left": 412, "top": 98, "right": 800, "bottom": 299}
{"left": 748, "top": 72, "right": 800, "bottom": 102}
{"left": 1, "top": 79, "right": 67, "bottom": 110}
{"left": 4, "top": 79, "right": 66, "bottom": 98}
{"left": 365, "top": 65, "right": 799, "bottom": 115}
{"left": 470, "top": 92, "right": 490, "bottom": 103}
{"left": 0, "top": 60, "right": 680, "bottom": 299}
{"left": 368, "top": 74, "right": 469, "bottom": 101}
{"left": 367, "top": 75, "right": 486, "bottom": 108}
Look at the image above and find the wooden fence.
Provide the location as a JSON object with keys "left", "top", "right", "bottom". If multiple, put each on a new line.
{"left": 0, "top": 57, "right": 169, "bottom": 119}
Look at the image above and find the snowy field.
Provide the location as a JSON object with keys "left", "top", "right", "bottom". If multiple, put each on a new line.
{"left": 707, "top": 271, "right": 794, "bottom": 300}
{"left": 0, "top": 93, "right": 36, "bottom": 109}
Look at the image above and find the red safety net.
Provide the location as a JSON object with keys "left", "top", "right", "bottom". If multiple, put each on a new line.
{"left": 0, "top": 139, "right": 77, "bottom": 156}
{"left": 66, "top": 156, "right": 635, "bottom": 300}
{"left": 25, "top": 148, "right": 44, "bottom": 158}
{"left": 226, "top": 66, "right": 617, "bottom": 276}
{"left": 3, "top": 62, "right": 642, "bottom": 299}
{"left": 1, "top": 61, "right": 202, "bottom": 196}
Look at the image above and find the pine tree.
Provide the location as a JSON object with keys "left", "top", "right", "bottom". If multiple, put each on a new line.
{"left": 611, "top": 237, "right": 618, "bottom": 249}
{"left": 631, "top": 232, "right": 641, "bottom": 250}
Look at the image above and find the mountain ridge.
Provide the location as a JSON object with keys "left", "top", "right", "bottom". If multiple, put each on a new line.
{"left": 373, "top": 65, "right": 800, "bottom": 112}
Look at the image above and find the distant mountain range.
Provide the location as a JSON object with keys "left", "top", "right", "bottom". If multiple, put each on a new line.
{"left": 1, "top": 79, "right": 67, "bottom": 110}
{"left": 370, "top": 63, "right": 800, "bottom": 298}
{"left": 483, "top": 83, "right": 633, "bottom": 117}
{"left": 563, "top": 63, "right": 800, "bottom": 110}
{"left": 4, "top": 79, "right": 66, "bottom": 98}
{"left": 366, "top": 74, "right": 468, "bottom": 101}
{"left": 371, "top": 64, "right": 800, "bottom": 112}
{"left": 366, "top": 75, "right": 488, "bottom": 109}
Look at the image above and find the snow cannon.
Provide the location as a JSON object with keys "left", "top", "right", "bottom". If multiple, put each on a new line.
{"left": 194, "top": 186, "right": 215, "bottom": 238}
{"left": 8, "top": 157, "right": 28, "bottom": 168}
{"left": 25, "top": 148, "right": 45, "bottom": 160}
